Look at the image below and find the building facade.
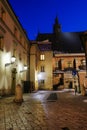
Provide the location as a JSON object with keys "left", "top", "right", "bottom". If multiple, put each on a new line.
{"left": 0, "top": 1, "right": 86, "bottom": 95}
{"left": 53, "top": 53, "right": 85, "bottom": 90}
{"left": 35, "top": 16, "right": 86, "bottom": 92}
{"left": 0, "top": 0, "right": 30, "bottom": 95}
{"left": 30, "top": 40, "right": 86, "bottom": 92}
{"left": 30, "top": 40, "right": 53, "bottom": 90}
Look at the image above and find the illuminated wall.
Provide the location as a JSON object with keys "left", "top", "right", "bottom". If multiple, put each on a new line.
{"left": 37, "top": 51, "right": 53, "bottom": 90}
{"left": 0, "top": 0, "right": 30, "bottom": 95}
{"left": 53, "top": 53, "right": 85, "bottom": 89}
{"left": 30, "top": 43, "right": 40, "bottom": 90}
{"left": 30, "top": 42, "right": 53, "bottom": 90}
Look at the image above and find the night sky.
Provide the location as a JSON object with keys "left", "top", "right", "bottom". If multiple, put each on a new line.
{"left": 9, "top": 0, "right": 87, "bottom": 40}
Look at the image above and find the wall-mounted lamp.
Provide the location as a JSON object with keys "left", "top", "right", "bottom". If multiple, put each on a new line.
{"left": 5, "top": 55, "right": 16, "bottom": 67}
{"left": 24, "top": 65, "right": 28, "bottom": 70}
{"left": 37, "top": 72, "right": 46, "bottom": 80}
{"left": 20, "top": 65, "right": 28, "bottom": 73}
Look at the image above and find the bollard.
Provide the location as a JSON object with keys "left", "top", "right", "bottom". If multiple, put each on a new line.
{"left": 14, "top": 84, "right": 23, "bottom": 103}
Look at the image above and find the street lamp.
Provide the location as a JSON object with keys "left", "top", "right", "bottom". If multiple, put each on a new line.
{"left": 24, "top": 65, "right": 28, "bottom": 70}
{"left": 5, "top": 55, "right": 16, "bottom": 67}
{"left": 80, "top": 32, "right": 87, "bottom": 77}
{"left": 20, "top": 65, "right": 28, "bottom": 73}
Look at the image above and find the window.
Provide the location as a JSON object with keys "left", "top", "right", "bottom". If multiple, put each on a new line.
{"left": 14, "top": 27, "right": 17, "bottom": 37}
{"left": 0, "top": 36, "right": 4, "bottom": 51}
{"left": 56, "top": 61, "right": 58, "bottom": 67}
{"left": 23, "top": 41, "right": 25, "bottom": 47}
{"left": 13, "top": 48, "right": 16, "bottom": 57}
{"left": 67, "top": 61, "right": 72, "bottom": 67}
{"left": 40, "top": 54, "right": 45, "bottom": 61}
{"left": 41, "top": 80, "right": 45, "bottom": 85}
{"left": 81, "top": 59, "right": 86, "bottom": 66}
{"left": 1, "top": 8, "right": 6, "bottom": 21}
{"left": 19, "top": 35, "right": 22, "bottom": 43}
{"left": 19, "top": 53, "right": 21, "bottom": 61}
{"left": 41, "top": 66, "right": 45, "bottom": 72}
{"left": 13, "top": 42, "right": 17, "bottom": 57}
{"left": 24, "top": 41, "right": 27, "bottom": 49}
{"left": 26, "top": 43, "right": 28, "bottom": 50}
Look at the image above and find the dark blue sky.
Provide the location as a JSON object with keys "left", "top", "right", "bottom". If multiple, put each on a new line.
{"left": 9, "top": 0, "right": 87, "bottom": 40}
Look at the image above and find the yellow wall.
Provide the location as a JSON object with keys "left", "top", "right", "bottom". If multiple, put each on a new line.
{"left": 0, "top": 0, "right": 30, "bottom": 95}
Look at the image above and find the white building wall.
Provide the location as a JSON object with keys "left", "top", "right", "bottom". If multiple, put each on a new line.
{"left": 0, "top": 0, "right": 30, "bottom": 95}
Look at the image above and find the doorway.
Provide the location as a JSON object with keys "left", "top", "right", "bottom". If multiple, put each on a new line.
{"left": 11, "top": 68, "right": 17, "bottom": 94}
{"left": 69, "top": 81, "right": 72, "bottom": 89}
{"left": 38, "top": 80, "right": 45, "bottom": 90}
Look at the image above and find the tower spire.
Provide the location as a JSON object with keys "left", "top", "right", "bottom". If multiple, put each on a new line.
{"left": 53, "top": 16, "right": 61, "bottom": 34}
{"left": 55, "top": 16, "right": 59, "bottom": 24}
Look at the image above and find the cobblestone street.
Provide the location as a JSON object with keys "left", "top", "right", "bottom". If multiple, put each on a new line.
{"left": 0, "top": 90, "right": 87, "bottom": 130}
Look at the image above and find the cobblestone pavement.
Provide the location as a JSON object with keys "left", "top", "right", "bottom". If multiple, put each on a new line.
{"left": 0, "top": 89, "right": 87, "bottom": 130}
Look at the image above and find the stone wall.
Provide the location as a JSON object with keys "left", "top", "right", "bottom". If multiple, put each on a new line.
{"left": 78, "top": 71, "right": 86, "bottom": 95}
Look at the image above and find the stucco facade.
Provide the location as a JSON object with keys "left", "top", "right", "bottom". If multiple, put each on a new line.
{"left": 0, "top": 0, "right": 86, "bottom": 95}
{"left": 0, "top": 0, "right": 30, "bottom": 95}
{"left": 30, "top": 39, "right": 86, "bottom": 92}
{"left": 38, "top": 51, "right": 53, "bottom": 90}
{"left": 30, "top": 43, "right": 40, "bottom": 91}
{"left": 30, "top": 41, "right": 53, "bottom": 90}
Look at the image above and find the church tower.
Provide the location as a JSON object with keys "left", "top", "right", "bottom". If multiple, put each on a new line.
{"left": 53, "top": 16, "right": 61, "bottom": 35}
{"left": 52, "top": 16, "right": 61, "bottom": 49}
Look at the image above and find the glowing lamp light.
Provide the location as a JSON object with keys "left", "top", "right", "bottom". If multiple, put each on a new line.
{"left": 24, "top": 65, "right": 28, "bottom": 70}
{"left": 5, "top": 55, "right": 16, "bottom": 67}
{"left": 38, "top": 72, "right": 46, "bottom": 80}
{"left": 38, "top": 73, "right": 42, "bottom": 80}
{"left": 20, "top": 65, "right": 28, "bottom": 72}
{"left": 11, "top": 55, "right": 16, "bottom": 63}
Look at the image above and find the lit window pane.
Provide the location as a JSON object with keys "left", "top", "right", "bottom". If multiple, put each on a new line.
{"left": 40, "top": 54, "right": 45, "bottom": 60}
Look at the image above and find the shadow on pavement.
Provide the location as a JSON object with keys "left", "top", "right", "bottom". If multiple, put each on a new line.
{"left": 47, "top": 93, "right": 57, "bottom": 101}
